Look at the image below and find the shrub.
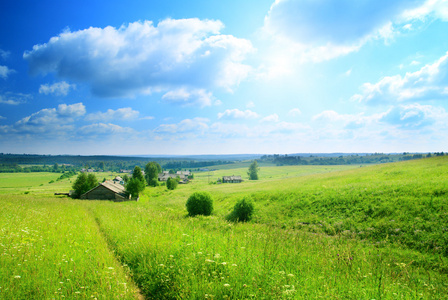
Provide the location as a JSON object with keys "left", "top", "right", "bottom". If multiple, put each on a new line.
{"left": 186, "top": 191, "right": 213, "bottom": 216}
{"left": 228, "top": 197, "right": 254, "bottom": 222}
{"left": 166, "top": 177, "right": 178, "bottom": 190}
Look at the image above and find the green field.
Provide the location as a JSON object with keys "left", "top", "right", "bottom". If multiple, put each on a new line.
{"left": 1, "top": 159, "right": 448, "bottom": 299}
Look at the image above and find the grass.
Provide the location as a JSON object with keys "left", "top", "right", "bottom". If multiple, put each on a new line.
{"left": 1, "top": 159, "right": 448, "bottom": 299}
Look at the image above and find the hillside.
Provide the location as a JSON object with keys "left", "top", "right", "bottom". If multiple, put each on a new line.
{"left": 1, "top": 157, "right": 447, "bottom": 299}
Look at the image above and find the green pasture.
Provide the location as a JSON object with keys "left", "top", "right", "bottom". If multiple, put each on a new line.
{"left": 1, "top": 158, "right": 448, "bottom": 299}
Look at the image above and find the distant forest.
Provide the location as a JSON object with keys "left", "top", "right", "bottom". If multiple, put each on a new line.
{"left": 0, "top": 152, "right": 444, "bottom": 173}
{"left": 0, "top": 153, "right": 235, "bottom": 173}
{"left": 259, "top": 152, "right": 445, "bottom": 166}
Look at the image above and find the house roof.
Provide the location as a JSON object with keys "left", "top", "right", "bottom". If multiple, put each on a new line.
{"left": 101, "top": 180, "right": 126, "bottom": 194}
{"left": 81, "top": 180, "right": 127, "bottom": 198}
{"left": 223, "top": 175, "right": 242, "bottom": 180}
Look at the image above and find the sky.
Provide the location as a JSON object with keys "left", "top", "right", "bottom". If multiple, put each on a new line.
{"left": 1, "top": 0, "right": 448, "bottom": 155}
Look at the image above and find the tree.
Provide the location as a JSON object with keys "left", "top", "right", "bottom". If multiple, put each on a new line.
{"left": 132, "top": 166, "right": 145, "bottom": 183}
{"left": 247, "top": 160, "right": 260, "bottom": 180}
{"left": 127, "top": 166, "right": 145, "bottom": 198}
{"left": 145, "top": 162, "right": 161, "bottom": 187}
{"left": 72, "top": 172, "right": 98, "bottom": 198}
{"left": 126, "top": 177, "right": 145, "bottom": 198}
{"left": 122, "top": 174, "right": 129, "bottom": 183}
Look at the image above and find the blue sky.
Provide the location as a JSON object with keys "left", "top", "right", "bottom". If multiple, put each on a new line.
{"left": 1, "top": 0, "right": 448, "bottom": 155}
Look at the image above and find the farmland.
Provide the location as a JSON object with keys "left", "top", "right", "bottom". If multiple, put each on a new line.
{"left": 1, "top": 157, "right": 448, "bottom": 299}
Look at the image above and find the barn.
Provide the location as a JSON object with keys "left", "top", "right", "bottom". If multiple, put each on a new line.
{"left": 222, "top": 175, "right": 243, "bottom": 183}
{"left": 80, "top": 181, "right": 131, "bottom": 201}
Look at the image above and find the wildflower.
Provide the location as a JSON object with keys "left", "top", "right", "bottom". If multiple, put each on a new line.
{"left": 14, "top": 275, "right": 21, "bottom": 279}
{"left": 108, "top": 267, "right": 114, "bottom": 270}
{"left": 224, "top": 283, "right": 230, "bottom": 287}
{"left": 221, "top": 262, "right": 227, "bottom": 265}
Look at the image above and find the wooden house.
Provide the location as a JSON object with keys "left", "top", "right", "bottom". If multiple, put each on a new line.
{"left": 222, "top": 175, "right": 243, "bottom": 183}
{"left": 80, "top": 180, "right": 131, "bottom": 201}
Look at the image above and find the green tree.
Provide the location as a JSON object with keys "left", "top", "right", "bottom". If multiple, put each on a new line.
{"left": 72, "top": 172, "right": 98, "bottom": 198}
{"left": 247, "top": 160, "right": 260, "bottom": 180}
{"left": 132, "top": 166, "right": 145, "bottom": 183}
{"left": 86, "top": 173, "right": 98, "bottom": 189}
{"left": 126, "top": 166, "right": 145, "bottom": 198}
{"left": 145, "top": 162, "right": 161, "bottom": 187}
{"left": 166, "top": 177, "right": 178, "bottom": 190}
{"left": 126, "top": 177, "right": 145, "bottom": 198}
{"left": 122, "top": 174, "right": 129, "bottom": 183}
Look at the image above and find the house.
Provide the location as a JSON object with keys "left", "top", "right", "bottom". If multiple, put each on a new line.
{"left": 80, "top": 180, "right": 131, "bottom": 201}
{"left": 158, "top": 172, "right": 189, "bottom": 183}
{"left": 113, "top": 176, "right": 124, "bottom": 185}
{"left": 222, "top": 175, "right": 243, "bottom": 183}
{"left": 176, "top": 170, "right": 191, "bottom": 176}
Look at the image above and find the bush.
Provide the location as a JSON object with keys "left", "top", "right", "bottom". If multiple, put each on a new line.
{"left": 186, "top": 191, "right": 213, "bottom": 216}
{"left": 228, "top": 197, "right": 254, "bottom": 222}
{"left": 166, "top": 177, "right": 178, "bottom": 190}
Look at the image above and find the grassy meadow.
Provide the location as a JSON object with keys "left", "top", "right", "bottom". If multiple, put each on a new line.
{"left": 1, "top": 158, "right": 448, "bottom": 299}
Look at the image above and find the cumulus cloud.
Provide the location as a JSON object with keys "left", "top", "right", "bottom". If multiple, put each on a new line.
{"left": 0, "top": 93, "right": 31, "bottom": 105}
{"left": 261, "top": 113, "right": 279, "bottom": 122}
{"left": 0, "top": 49, "right": 10, "bottom": 60}
{"left": 351, "top": 52, "right": 448, "bottom": 104}
{"left": 262, "top": 0, "right": 424, "bottom": 63}
{"left": 78, "top": 123, "right": 135, "bottom": 135}
{"left": 0, "top": 65, "right": 14, "bottom": 79}
{"left": 85, "top": 107, "right": 139, "bottom": 122}
{"left": 7, "top": 103, "right": 85, "bottom": 134}
{"left": 23, "top": 19, "right": 254, "bottom": 105}
{"left": 402, "top": 0, "right": 448, "bottom": 21}
{"left": 380, "top": 103, "right": 447, "bottom": 129}
{"left": 162, "top": 88, "right": 213, "bottom": 107}
{"left": 217, "top": 109, "right": 259, "bottom": 120}
{"left": 288, "top": 108, "right": 302, "bottom": 117}
{"left": 155, "top": 118, "right": 209, "bottom": 134}
{"left": 39, "top": 81, "right": 76, "bottom": 96}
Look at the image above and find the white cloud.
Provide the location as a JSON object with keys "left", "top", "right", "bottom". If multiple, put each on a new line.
{"left": 246, "top": 101, "right": 255, "bottom": 108}
{"left": 217, "top": 109, "right": 259, "bottom": 119}
{"left": 85, "top": 107, "right": 139, "bottom": 122}
{"left": 351, "top": 52, "right": 448, "bottom": 104}
{"left": 39, "top": 81, "right": 76, "bottom": 96}
{"left": 0, "top": 65, "right": 14, "bottom": 79}
{"left": 0, "top": 49, "right": 10, "bottom": 60}
{"left": 8, "top": 103, "right": 86, "bottom": 134}
{"left": 288, "top": 108, "right": 302, "bottom": 117}
{"left": 380, "top": 103, "right": 447, "bottom": 129}
{"left": 261, "top": 114, "right": 279, "bottom": 122}
{"left": 78, "top": 123, "right": 135, "bottom": 135}
{"left": 0, "top": 93, "right": 31, "bottom": 105}
{"left": 155, "top": 118, "right": 209, "bottom": 134}
{"left": 262, "top": 0, "right": 423, "bottom": 63}
{"left": 162, "top": 88, "right": 213, "bottom": 107}
{"left": 24, "top": 19, "right": 254, "bottom": 105}
{"left": 402, "top": 0, "right": 448, "bottom": 21}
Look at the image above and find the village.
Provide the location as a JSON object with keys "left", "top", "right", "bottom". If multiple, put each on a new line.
{"left": 75, "top": 168, "right": 245, "bottom": 201}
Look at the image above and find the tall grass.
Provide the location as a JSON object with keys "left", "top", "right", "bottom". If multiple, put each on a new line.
{"left": 0, "top": 195, "right": 139, "bottom": 299}
{"left": 1, "top": 158, "right": 448, "bottom": 299}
